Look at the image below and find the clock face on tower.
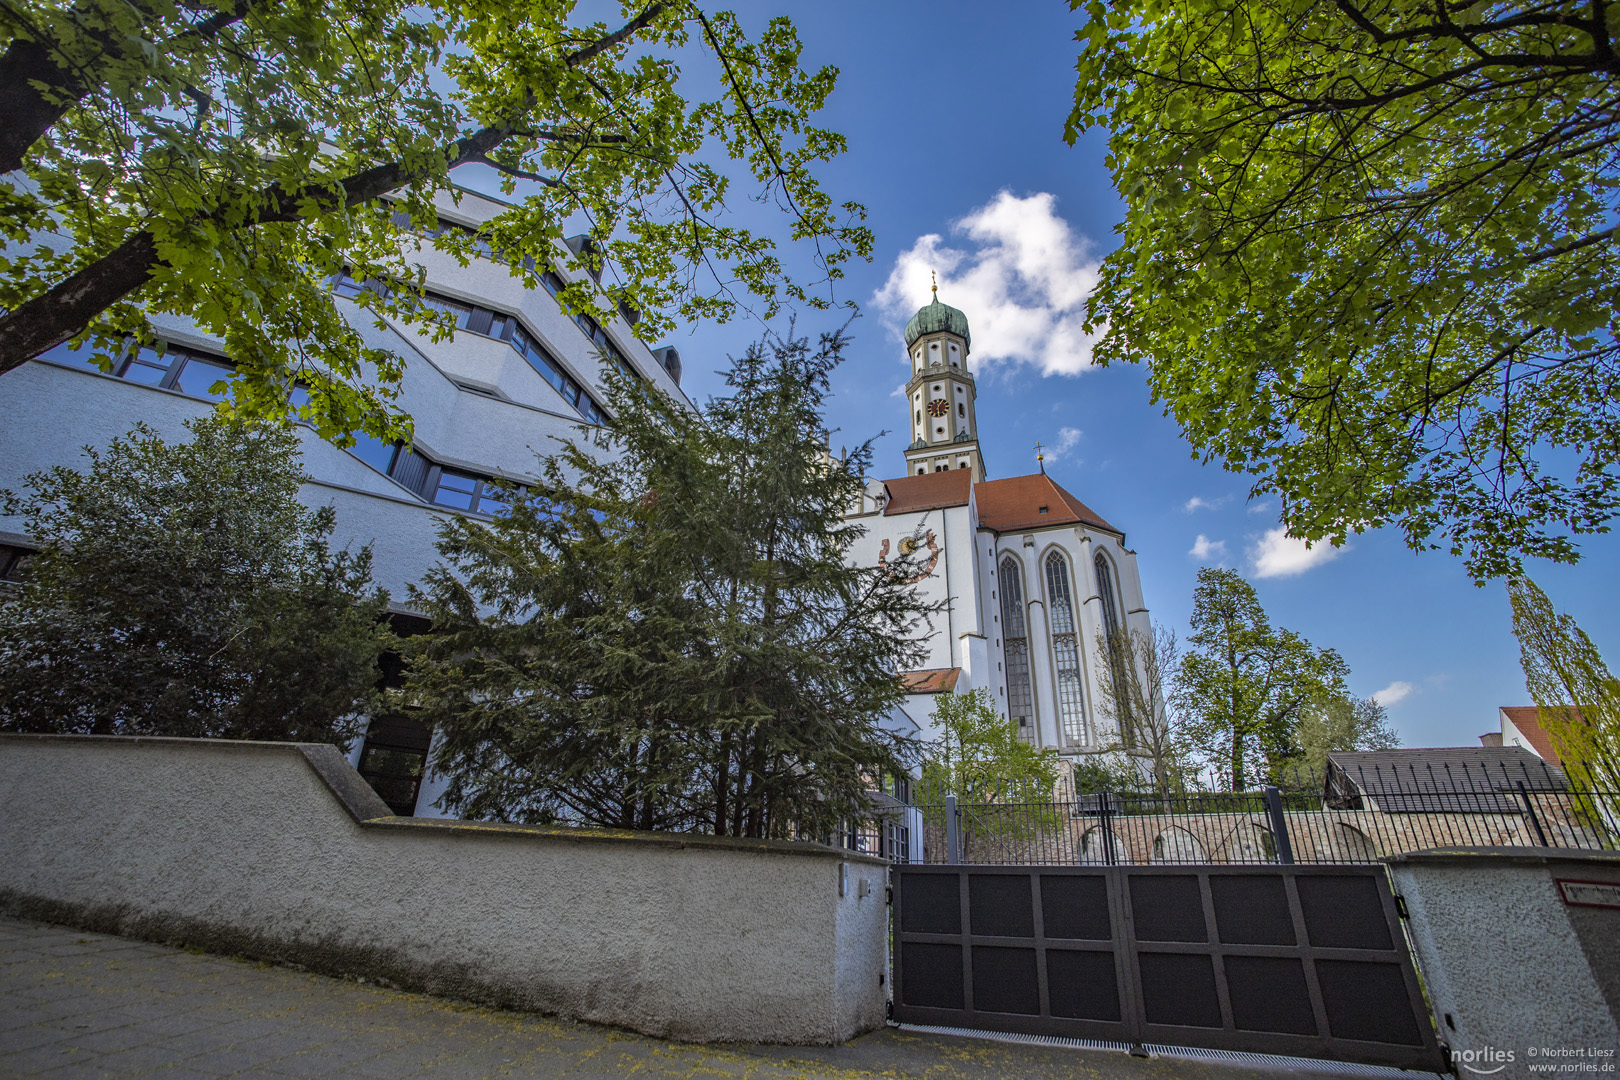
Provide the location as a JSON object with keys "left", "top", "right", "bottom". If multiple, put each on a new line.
{"left": 926, "top": 398, "right": 949, "bottom": 417}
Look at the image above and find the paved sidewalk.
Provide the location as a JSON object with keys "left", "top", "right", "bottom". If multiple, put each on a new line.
{"left": 1, "top": 916, "right": 1376, "bottom": 1080}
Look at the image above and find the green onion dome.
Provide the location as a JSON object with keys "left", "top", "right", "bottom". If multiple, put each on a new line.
{"left": 903, "top": 297, "right": 970, "bottom": 349}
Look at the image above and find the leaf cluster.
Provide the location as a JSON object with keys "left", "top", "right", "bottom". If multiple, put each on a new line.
{"left": 917, "top": 688, "right": 1062, "bottom": 805}
{"left": 0, "top": 414, "right": 392, "bottom": 740}
{"left": 1509, "top": 573, "right": 1620, "bottom": 790}
{"left": 1175, "top": 567, "right": 1350, "bottom": 789}
{"left": 1, "top": 1, "right": 872, "bottom": 447}
{"left": 1071, "top": 0, "right": 1620, "bottom": 579}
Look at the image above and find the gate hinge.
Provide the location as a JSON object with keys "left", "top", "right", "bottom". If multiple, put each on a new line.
{"left": 885, "top": 999, "right": 894, "bottom": 1020}
{"left": 1393, "top": 894, "right": 1410, "bottom": 919}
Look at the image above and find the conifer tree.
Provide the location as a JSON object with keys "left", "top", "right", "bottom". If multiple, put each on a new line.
{"left": 0, "top": 415, "right": 391, "bottom": 740}
{"left": 405, "top": 328, "right": 939, "bottom": 837}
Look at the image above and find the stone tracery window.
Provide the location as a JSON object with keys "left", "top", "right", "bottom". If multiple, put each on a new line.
{"left": 999, "top": 555, "right": 1035, "bottom": 743}
{"left": 1095, "top": 551, "right": 1122, "bottom": 639}
{"left": 1045, "top": 551, "right": 1089, "bottom": 747}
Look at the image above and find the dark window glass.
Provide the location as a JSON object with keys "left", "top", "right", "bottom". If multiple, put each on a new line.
{"left": 432, "top": 470, "right": 479, "bottom": 510}
{"left": 34, "top": 340, "right": 106, "bottom": 371}
{"left": 119, "top": 346, "right": 176, "bottom": 386}
{"left": 168, "top": 355, "right": 234, "bottom": 401}
{"left": 348, "top": 434, "right": 399, "bottom": 476}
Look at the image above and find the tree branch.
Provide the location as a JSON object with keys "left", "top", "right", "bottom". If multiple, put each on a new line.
{"left": 0, "top": 0, "right": 669, "bottom": 372}
{"left": 0, "top": 0, "right": 260, "bottom": 173}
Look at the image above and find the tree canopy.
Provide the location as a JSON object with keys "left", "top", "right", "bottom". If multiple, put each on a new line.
{"left": 0, "top": 414, "right": 391, "bottom": 740}
{"left": 917, "top": 688, "right": 1061, "bottom": 805}
{"left": 0, "top": 1, "right": 870, "bottom": 447}
{"left": 1070, "top": 0, "right": 1620, "bottom": 579}
{"left": 404, "top": 327, "right": 937, "bottom": 837}
{"left": 1509, "top": 574, "right": 1619, "bottom": 790}
{"left": 1177, "top": 567, "right": 1349, "bottom": 790}
{"left": 1293, "top": 693, "right": 1400, "bottom": 782}
{"left": 1091, "top": 623, "right": 1200, "bottom": 796}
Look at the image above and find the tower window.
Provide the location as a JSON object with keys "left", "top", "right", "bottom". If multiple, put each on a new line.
{"left": 958, "top": 404, "right": 965, "bottom": 417}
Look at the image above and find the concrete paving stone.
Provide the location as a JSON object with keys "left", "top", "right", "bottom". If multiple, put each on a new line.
{"left": 0, "top": 915, "right": 1402, "bottom": 1080}
{"left": 74, "top": 1041, "right": 199, "bottom": 1076}
{"left": 50, "top": 1024, "right": 164, "bottom": 1056}
{"left": 3, "top": 1041, "right": 101, "bottom": 1074}
{"left": 0, "top": 1022, "right": 83, "bottom": 1055}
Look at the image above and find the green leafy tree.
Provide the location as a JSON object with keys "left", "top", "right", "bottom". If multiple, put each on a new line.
{"left": 1091, "top": 623, "right": 1200, "bottom": 798}
{"left": 1176, "top": 568, "right": 1350, "bottom": 790}
{"left": 1293, "top": 694, "right": 1400, "bottom": 786}
{"left": 1, "top": 1, "right": 872, "bottom": 446}
{"left": 1070, "top": 1, "right": 1620, "bottom": 579}
{"left": 917, "top": 688, "right": 1061, "bottom": 804}
{"left": 404, "top": 327, "right": 936, "bottom": 837}
{"left": 1509, "top": 575, "right": 1620, "bottom": 791}
{"left": 0, "top": 414, "right": 391, "bottom": 740}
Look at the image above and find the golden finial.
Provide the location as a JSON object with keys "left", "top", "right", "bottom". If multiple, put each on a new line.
{"left": 931, "top": 269, "right": 937, "bottom": 300}
{"left": 1035, "top": 440, "right": 1046, "bottom": 474}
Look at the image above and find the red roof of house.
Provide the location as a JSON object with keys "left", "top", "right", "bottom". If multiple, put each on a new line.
{"left": 900, "top": 667, "right": 962, "bottom": 694}
{"left": 880, "top": 470, "right": 1121, "bottom": 536}
{"left": 975, "top": 473, "right": 1119, "bottom": 535}
{"left": 881, "top": 470, "right": 973, "bottom": 514}
{"left": 1500, "top": 706, "right": 1571, "bottom": 765}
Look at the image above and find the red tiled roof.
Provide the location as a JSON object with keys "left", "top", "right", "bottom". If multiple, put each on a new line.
{"left": 900, "top": 668, "right": 961, "bottom": 694}
{"left": 881, "top": 470, "right": 972, "bottom": 514}
{"left": 1500, "top": 706, "right": 1572, "bottom": 765}
{"left": 975, "top": 473, "right": 1120, "bottom": 535}
{"left": 880, "top": 469, "right": 1122, "bottom": 536}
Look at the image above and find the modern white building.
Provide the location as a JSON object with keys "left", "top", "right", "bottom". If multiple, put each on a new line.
{"left": 848, "top": 293, "right": 1156, "bottom": 786}
{"left": 0, "top": 185, "right": 689, "bottom": 815}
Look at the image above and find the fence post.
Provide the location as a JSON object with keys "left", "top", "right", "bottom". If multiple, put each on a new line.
{"left": 1516, "top": 780, "right": 1551, "bottom": 846}
{"left": 1264, "top": 785, "right": 1295, "bottom": 865}
{"left": 945, "top": 794, "right": 960, "bottom": 865}
{"left": 1099, "top": 790, "right": 1118, "bottom": 866}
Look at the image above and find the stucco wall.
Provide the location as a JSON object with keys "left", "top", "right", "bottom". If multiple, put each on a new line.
{"left": 0, "top": 735, "right": 888, "bottom": 1045}
{"left": 1388, "top": 848, "right": 1620, "bottom": 1079}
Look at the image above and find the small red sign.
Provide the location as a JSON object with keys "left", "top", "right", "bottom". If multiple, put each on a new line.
{"left": 1556, "top": 879, "right": 1620, "bottom": 910}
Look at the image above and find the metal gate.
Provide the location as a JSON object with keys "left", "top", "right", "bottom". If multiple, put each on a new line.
{"left": 892, "top": 864, "right": 1445, "bottom": 1071}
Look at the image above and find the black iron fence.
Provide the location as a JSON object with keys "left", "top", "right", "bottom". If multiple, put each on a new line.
{"left": 841, "top": 760, "right": 1618, "bottom": 865}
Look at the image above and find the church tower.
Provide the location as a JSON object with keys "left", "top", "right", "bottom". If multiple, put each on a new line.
{"left": 902, "top": 286, "right": 986, "bottom": 481}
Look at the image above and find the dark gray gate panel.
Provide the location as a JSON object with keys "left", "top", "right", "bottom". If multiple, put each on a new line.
{"left": 892, "top": 864, "right": 1444, "bottom": 1071}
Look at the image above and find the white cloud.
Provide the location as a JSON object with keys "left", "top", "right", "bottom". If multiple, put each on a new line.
{"left": 1249, "top": 527, "right": 1346, "bottom": 578}
{"left": 1043, "top": 426, "right": 1083, "bottom": 463}
{"left": 1372, "top": 681, "right": 1415, "bottom": 707}
{"left": 872, "top": 191, "right": 1103, "bottom": 377}
{"left": 1184, "top": 495, "right": 1230, "bottom": 513}
{"left": 1246, "top": 500, "right": 1275, "bottom": 516}
{"left": 1189, "top": 535, "right": 1227, "bottom": 561}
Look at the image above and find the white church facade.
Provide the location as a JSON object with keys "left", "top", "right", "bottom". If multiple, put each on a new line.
{"left": 848, "top": 294, "right": 1155, "bottom": 779}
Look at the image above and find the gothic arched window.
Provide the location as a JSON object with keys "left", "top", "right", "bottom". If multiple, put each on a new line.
{"left": 1094, "top": 550, "right": 1133, "bottom": 745}
{"left": 1045, "top": 551, "right": 1088, "bottom": 746}
{"left": 999, "top": 556, "right": 1035, "bottom": 742}
{"left": 1095, "top": 551, "right": 1122, "bottom": 639}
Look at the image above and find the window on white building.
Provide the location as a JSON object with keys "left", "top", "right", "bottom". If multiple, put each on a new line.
{"left": 999, "top": 556, "right": 1035, "bottom": 741}
{"left": 1045, "top": 551, "right": 1089, "bottom": 746}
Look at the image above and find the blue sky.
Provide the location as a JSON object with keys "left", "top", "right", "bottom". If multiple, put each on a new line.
{"left": 643, "top": 1, "right": 1620, "bottom": 749}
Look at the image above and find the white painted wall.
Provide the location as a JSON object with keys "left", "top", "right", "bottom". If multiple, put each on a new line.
{"left": 0, "top": 734, "right": 889, "bottom": 1045}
